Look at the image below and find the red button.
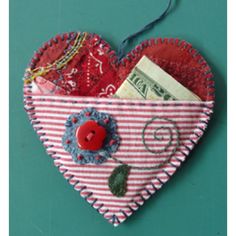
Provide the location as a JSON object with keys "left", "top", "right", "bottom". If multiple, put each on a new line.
{"left": 76, "top": 120, "right": 107, "bottom": 151}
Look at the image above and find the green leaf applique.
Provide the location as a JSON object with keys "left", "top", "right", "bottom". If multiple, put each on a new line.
{"left": 108, "top": 164, "right": 131, "bottom": 197}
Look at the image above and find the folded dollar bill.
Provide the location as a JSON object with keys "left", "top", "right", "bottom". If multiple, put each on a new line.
{"left": 114, "top": 56, "right": 201, "bottom": 101}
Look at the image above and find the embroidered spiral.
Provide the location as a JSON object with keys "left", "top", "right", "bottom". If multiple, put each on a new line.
{"left": 142, "top": 116, "right": 180, "bottom": 157}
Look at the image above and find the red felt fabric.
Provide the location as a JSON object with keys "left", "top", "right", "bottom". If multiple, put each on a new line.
{"left": 28, "top": 32, "right": 214, "bottom": 101}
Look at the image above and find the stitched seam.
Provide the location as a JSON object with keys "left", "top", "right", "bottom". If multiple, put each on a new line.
{"left": 25, "top": 94, "right": 213, "bottom": 226}
{"left": 119, "top": 37, "right": 215, "bottom": 102}
{"left": 23, "top": 32, "right": 215, "bottom": 226}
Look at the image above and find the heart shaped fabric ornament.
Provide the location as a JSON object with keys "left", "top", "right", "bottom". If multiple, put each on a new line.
{"left": 23, "top": 31, "right": 214, "bottom": 226}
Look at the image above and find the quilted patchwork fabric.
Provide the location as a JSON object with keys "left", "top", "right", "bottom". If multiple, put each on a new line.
{"left": 23, "top": 32, "right": 214, "bottom": 226}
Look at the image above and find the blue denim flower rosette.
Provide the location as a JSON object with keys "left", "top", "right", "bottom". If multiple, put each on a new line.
{"left": 62, "top": 107, "right": 120, "bottom": 165}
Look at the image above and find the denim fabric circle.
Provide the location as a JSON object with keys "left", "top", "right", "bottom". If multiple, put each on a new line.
{"left": 62, "top": 107, "right": 120, "bottom": 165}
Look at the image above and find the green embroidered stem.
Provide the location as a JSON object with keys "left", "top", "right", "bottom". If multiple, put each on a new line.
{"left": 108, "top": 164, "right": 131, "bottom": 197}
{"left": 111, "top": 116, "right": 180, "bottom": 170}
{"left": 108, "top": 116, "right": 179, "bottom": 196}
{"left": 142, "top": 116, "right": 177, "bottom": 154}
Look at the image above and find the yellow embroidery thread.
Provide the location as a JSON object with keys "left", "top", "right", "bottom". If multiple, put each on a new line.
{"left": 24, "top": 32, "right": 88, "bottom": 84}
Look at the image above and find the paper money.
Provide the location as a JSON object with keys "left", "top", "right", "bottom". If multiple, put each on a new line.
{"left": 114, "top": 56, "right": 201, "bottom": 101}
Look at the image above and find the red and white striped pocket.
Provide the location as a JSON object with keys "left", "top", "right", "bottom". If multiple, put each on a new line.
{"left": 24, "top": 93, "right": 214, "bottom": 226}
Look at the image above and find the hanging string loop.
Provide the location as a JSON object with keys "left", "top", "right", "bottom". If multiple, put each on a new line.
{"left": 117, "top": 0, "right": 173, "bottom": 61}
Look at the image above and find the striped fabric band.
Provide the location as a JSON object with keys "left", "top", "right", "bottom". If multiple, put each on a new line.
{"left": 24, "top": 93, "right": 214, "bottom": 226}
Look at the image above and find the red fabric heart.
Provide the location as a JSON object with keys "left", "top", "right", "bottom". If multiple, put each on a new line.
{"left": 23, "top": 32, "right": 215, "bottom": 226}
{"left": 25, "top": 32, "right": 214, "bottom": 101}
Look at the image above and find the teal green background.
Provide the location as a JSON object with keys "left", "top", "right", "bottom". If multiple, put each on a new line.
{"left": 10, "top": 0, "right": 227, "bottom": 235}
